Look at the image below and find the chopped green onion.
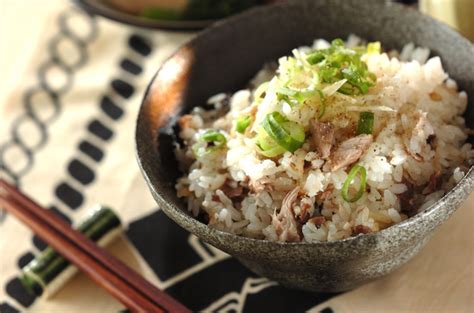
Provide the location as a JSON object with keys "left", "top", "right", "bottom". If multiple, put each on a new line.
{"left": 236, "top": 116, "right": 252, "bottom": 134}
{"left": 277, "top": 87, "right": 304, "bottom": 106}
{"left": 278, "top": 87, "right": 325, "bottom": 118}
{"left": 201, "top": 130, "right": 226, "bottom": 143}
{"left": 307, "top": 51, "right": 325, "bottom": 65}
{"left": 367, "top": 42, "right": 381, "bottom": 54}
{"left": 357, "top": 112, "right": 375, "bottom": 135}
{"left": 331, "top": 38, "right": 345, "bottom": 48}
{"left": 255, "top": 130, "right": 286, "bottom": 157}
{"left": 277, "top": 87, "right": 297, "bottom": 97}
{"left": 277, "top": 87, "right": 322, "bottom": 106}
{"left": 294, "top": 89, "right": 319, "bottom": 104}
{"left": 256, "top": 129, "right": 275, "bottom": 150}
{"left": 320, "top": 67, "right": 338, "bottom": 82}
{"left": 259, "top": 145, "right": 286, "bottom": 157}
{"left": 341, "top": 165, "right": 367, "bottom": 203}
{"left": 192, "top": 130, "right": 227, "bottom": 157}
{"left": 341, "top": 65, "right": 373, "bottom": 94}
{"left": 338, "top": 84, "right": 356, "bottom": 95}
{"left": 278, "top": 94, "right": 292, "bottom": 106}
{"left": 261, "top": 112, "right": 305, "bottom": 153}
{"left": 276, "top": 87, "right": 294, "bottom": 106}
{"left": 305, "top": 38, "right": 377, "bottom": 95}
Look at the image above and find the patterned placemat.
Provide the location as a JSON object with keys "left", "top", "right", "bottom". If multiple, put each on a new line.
{"left": 0, "top": 2, "right": 472, "bottom": 312}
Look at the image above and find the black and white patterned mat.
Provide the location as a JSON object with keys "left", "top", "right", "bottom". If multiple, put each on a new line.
{"left": 0, "top": 6, "right": 338, "bottom": 312}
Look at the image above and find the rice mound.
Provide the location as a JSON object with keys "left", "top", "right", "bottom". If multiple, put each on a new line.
{"left": 174, "top": 35, "right": 473, "bottom": 242}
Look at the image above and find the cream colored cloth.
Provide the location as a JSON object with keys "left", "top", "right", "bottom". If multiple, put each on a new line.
{"left": 0, "top": 1, "right": 472, "bottom": 312}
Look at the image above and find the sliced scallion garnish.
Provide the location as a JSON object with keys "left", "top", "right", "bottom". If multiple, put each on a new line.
{"left": 261, "top": 112, "right": 305, "bottom": 153}
{"left": 201, "top": 130, "right": 226, "bottom": 143}
{"left": 307, "top": 51, "right": 325, "bottom": 65}
{"left": 331, "top": 38, "right": 345, "bottom": 47}
{"left": 277, "top": 87, "right": 296, "bottom": 106}
{"left": 341, "top": 164, "right": 367, "bottom": 203}
{"left": 192, "top": 130, "right": 227, "bottom": 157}
{"left": 236, "top": 116, "right": 252, "bottom": 134}
{"left": 294, "top": 89, "right": 322, "bottom": 104}
{"left": 305, "top": 38, "right": 377, "bottom": 95}
{"left": 277, "top": 87, "right": 322, "bottom": 107}
{"left": 357, "top": 112, "right": 375, "bottom": 135}
{"left": 255, "top": 130, "right": 286, "bottom": 157}
{"left": 277, "top": 86, "right": 297, "bottom": 97}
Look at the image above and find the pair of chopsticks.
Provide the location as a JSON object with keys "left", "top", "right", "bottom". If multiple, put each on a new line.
{"left": 0, "top": 179, "right": 190, "bottom": 313}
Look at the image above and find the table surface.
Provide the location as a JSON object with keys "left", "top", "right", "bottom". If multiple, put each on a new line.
{"left": 0, "top": 1, "right": 473, "bottom": 312}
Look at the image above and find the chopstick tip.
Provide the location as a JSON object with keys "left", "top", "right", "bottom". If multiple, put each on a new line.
{"left": 0, "top": 179, "right": 10, "bottom": 198}
{"left": 0, "top": 178, "right": 14, "bottom": 195}
{"left": 0, "top": 178, "right": 7, "bottom": 188}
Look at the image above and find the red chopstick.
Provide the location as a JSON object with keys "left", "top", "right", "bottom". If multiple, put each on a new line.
{"left": 0, "top": 179, "right": 190, "bottom": 313}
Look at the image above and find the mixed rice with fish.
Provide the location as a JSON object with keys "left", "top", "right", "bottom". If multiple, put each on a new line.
{"left": 174, "top": 35, "right": 472, "bottom": 242}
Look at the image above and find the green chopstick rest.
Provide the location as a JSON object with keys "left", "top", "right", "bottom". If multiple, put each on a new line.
{"left": 19, "top": 205, "right": 122, "bottom": 298}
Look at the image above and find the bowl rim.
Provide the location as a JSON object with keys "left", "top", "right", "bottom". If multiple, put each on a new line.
{"left": 136, "top": 0, "right": 474, "bottom": 248}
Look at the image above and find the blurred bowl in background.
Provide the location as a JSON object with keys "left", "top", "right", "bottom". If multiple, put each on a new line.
{"left": 74, "top": 0, "right": 269, "bottom": 30}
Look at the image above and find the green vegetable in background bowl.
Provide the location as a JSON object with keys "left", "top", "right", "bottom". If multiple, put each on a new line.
{"left": 107, "top": 0, "right": 265, "bottom": 21}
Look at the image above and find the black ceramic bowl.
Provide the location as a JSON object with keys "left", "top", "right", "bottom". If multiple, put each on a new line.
{"left": 136, "top": 0, "right": 474, "bottom": 292}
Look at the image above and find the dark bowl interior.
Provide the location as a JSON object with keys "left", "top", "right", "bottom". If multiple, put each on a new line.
{"left": 136, "top": 0, "right": 474, "bottom": 291}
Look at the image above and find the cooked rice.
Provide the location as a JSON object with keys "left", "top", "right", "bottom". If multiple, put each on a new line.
{"left": 174, "top": 35, "right": 473, "bottom": 242}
